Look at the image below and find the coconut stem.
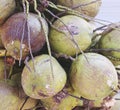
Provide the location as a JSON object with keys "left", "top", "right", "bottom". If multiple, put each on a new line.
{"left": 20, "top": 96, "right": 29, "bottom": 110}
{"left": 89, "top": 48, "right": 120, "bottom": 53}
{"left": 8, "top": 65, "right": 14, "bottom": 79}
{"left": 93, "top": 25, "right": 108, "bottom": 33}
{"left": 33, "top": 0, "right": 54, "bottom": 79}
{"left": 48, "top": 1, "right": 91, "bottom": 20}
{"left": 19, "top": 20, "right": 26, "bottom": 66}
{"left": 24, "top": 1, "right": 35, "bottom": 66}
{"left": 48, "top": 1, "right": 115, "bottom": 26}
{"left": 19, "top": 0, "right": 26, "bottom": 66}
{"left": 4, "top": 50, "right": 8, "bottom": 81}
{"left": 24, "top": 56, "right": 32, "bottom": 72}
{"left": 43, "top": 14, "right": 67, "bottom": 35}
{"left": 19, "top": 1, "right": 26, "bottom": 66}
{"left": 21, "top": 0, "right": 35, "bottom": 72}
{"left": 19, "top": 0, "right": 28, "bottom": 66}
{"left": 22, "top": 0, "right": 29, "bottom": 14}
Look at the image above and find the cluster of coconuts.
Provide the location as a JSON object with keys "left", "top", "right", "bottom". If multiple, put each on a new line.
{"left": 0, "top": 0, "right": 120, "bottom": 110}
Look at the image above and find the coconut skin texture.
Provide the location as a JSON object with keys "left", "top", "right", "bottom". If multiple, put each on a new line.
{"left": 10, "top": 73, "right": 39, "bottom": 110}
{"left": 49, "top": 15, "right": 92, "bottom": 56}
{"left": 22, "top": 54, "right": 67, "bottom": 99}
{"left": 18, "top": 88, "right": 39, "bottom": 110}
{"left": 0, "top": 12, "right": 48, "bottom": 60}
{"left": 0, "top": 81, "right": 21, "bottom": 110}
{"left": 19, "top": 97, "right": 38, "bottom": 110}
{"left": 69, "top": 53, "right": 118, "bottom": 100}
{"left": 41, "top": 90, "right": 82, "bottom": 110}
{"left": 0, "top": 80, "right": 38, "bottom": 110}
{"left": 98, "top": 25, "right": 120, "bottom": 66}
{"left": 0, "top": 0, "right": 16, "bottom": 25}
{"left": 57, "top": 0, "right": 102, "bottom": 17}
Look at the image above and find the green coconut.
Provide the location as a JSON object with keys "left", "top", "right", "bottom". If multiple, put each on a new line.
{"left": 69, "top": 53, "right": 118, "bottom": 100}
{"left": 0, "top": 76, "right": 38, "bottom": 110}
{"left": 98, "top": 24, "right": 120, "bottom": 66}
{"left": 57, "top": 0, "right": 102, "bottom": 17}
{"left": 10, "top": 72, "right": 39, "bottom": 110}
{"left": 98, "top": 24, "right": 120, "bottom": 65}
{"left": 41, "top": 87, "right": 83, "bottom": 110}
{"left": 21, "top": 54, "right": 67, "bottom": 99}
{"left": 0, "top": 80, "right": 21, "bottom": 110}
{"left": 49, "top": 15, "right": 92, "bottom": 56}
{"left": 0, "top": 12, "right": 48, "bottom": 60}
{"left": 0, "top": 0, "right": 16, "bottom": 25}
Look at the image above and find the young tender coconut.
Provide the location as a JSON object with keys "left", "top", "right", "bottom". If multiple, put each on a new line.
{"left": 57, "top": 0, "right": 102, "bottom": 17}
{"left": 0, "top": 0, "right": 16, "bottom": 25}
{"left": 21, "top": 54, "right": 67, "bottom": 99}
{"left": 10, "top": 72, "right": 39, "bottom": 110}
{"left": 0, "top": 81, "right": 21, "bottom": 110}
{"left": 0, "top": 79, "right": 38, "bottom": 110}
{"left": 49, "top": 15, "right": 92, "bottom": 56}
{"left": 0, "top": 12, "right": 48, "bottom": 60}
{"left": 98, "top": 23, "right": 120, "bottom": 66}
{"left": 69, "top": 53, "right": 118, "bottom": 100}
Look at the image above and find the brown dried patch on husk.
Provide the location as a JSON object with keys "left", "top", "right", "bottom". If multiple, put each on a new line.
{"left": 49, "top": 15, "right": 92, "bottom": 56}
{"left": 1, "top": 12, "right": 47, "bottom": 60}
{"left": 41, "top": 88, "right": 83, "bottom": 110}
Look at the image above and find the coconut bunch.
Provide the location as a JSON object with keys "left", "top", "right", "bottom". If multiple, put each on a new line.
{"left": 0, "top": 0, "right": 120, "bottom": 110}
